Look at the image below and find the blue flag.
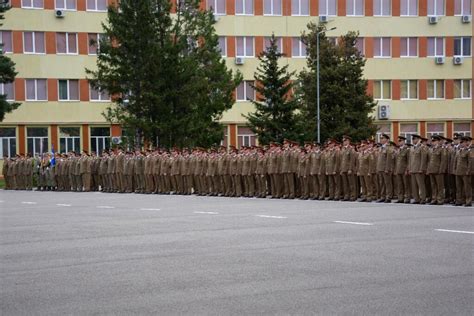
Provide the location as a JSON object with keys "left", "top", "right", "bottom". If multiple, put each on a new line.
{"left": 51, "top": 144, "right": 56, "bottom": 166}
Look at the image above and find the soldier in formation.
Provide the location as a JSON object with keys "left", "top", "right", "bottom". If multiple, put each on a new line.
{"left": 2, "top": 135, "right": 473, "bottom": 207}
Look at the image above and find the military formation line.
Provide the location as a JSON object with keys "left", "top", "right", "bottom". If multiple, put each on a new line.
{"left": 2, "top": 134, "right": 473, "bottom": 207}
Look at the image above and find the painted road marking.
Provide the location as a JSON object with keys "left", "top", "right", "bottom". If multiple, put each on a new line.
{"left": 21, "top": 202, "right": 37, "bottom": 205}
{"left": 56, "top": 204, "right": 72, "bottom": 207}
{"left": 194, "top": 211, "right": 219, "bottom": 215}
{"left": 96, "top": 206, "right": 115, "bottom": 209}
{"left": 333, "top": 221, "right": 374, "bottom": 226}
{"left": 0, "top": 200, "right": 4, "bottom": 203}
{"left": 140, "top": 208, "right": 161, "bottom": 211}
{"left": 256, "top": 215, "right": 287, "bottom": 219}
{"left": 435, "top": 229, "right": 474, "bottom": 235}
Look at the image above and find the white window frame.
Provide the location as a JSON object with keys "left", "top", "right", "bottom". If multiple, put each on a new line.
{"left": 0, "top": 133, "right": 16, "bottom": 158}
{"left": 0, "top": 31, "right": 13, "bottom": 54}
{"left": 25, "top": 79, "right": 48, "bottom": 101}
{"left": 21, "top": 0, "right": 44, "bottom": 9}
{"left": 58, "top": 79, "right": 79, "bottom": 101}
{"left": 427, "top": 37, "right": 444, "bottom": 57}
{"left": 86, "top": 0, "right": 107, "bottom": 12}
{"left": 346, "top": 0, "right": 364, "bottom": 16}
{"left": 235, "top": 0, "right": 254, "bottom": 15}
{"left": 27, "top": 128, "right": 49, "bottom": 156}
{"left": 374, "top": 0, "right": 391, "bottom": 16}
{"left": 427, "top": 80, "right": 445, "bottom": 100}
{"left": 264, "top": 0, "right": 282, "bottom": 16}
{"left": 400, "top": 0, "right": 418, "bottom": 16}
{"left": 59, "top": 127, "right": 81, "bottom": 153}
{"left": 374, "top": 37, "right": 391, "bottom": 58}
{"left": 90, "top": 128, "right": 111, "bottom": 155}
{"left": 55, "top": 0, "right": 77, "bottom": 11}
{"left": 88, "top": 33, "right": 106, "bottom": 56}
{"left": 89, "top": 84, "right": 111, "bottom": 102}
{"left": 207, "top": 0, "right": 226, "bottom": 15}
{"left": 292, "top": 37, "right": 307, "bottom": 58}
{"left": 453, "top": 37, "right": 472, "bottom": 57}
{"left": 426, "top": 123, "right": 445, "bottom": 138}
{"left": 238, "top": 134, "right": 255, "bottom": 148}
{"left": 0, "top": 83, "right": 15, "bottom": 101}
{"left": 427, "top": 0, "right": 445, "bottom": 16}
{"left": 319, "top": 0, "right": 337, "bottom": 16}
{"left": 453, "top": 123, "right": 472, "bottom": 137}
{"left": 400, "top": 80, "right": 418, "bottom": 100}
{"left": 264, "top": 36, "right": 283, "bottom": 53}
{"left": 23, "top": 31, "right": 45, "bottom": 54}
{"left": 218, "top": 36, "right": 227, "bottom": 57}
{"left": 400, "top": 37, "right": 418, "bottom": 58}
{"left": 454, "top": 79, "right": 472, "bottom": 99}
{"left": 236, "top": 36, "right": 254, "bottom": 58}
{"left": 373, "top": 80, "right": 392, "bottom": 100}
{"left": 56, "top": 32, "right": 78, "bottom": 55}
{"left": 454, "top": 0, "right": 472, "bottom": 15}
{"left": 291, "top": 0, "right": 309, "bottom": 16}
{"left": 236, "top": 81, "right": 255, "bottom": 102}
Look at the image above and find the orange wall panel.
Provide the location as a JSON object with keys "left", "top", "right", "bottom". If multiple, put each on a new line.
{"left": 283, "top": 37, "right": 292, "bottom": 57}
{"left": 77, "top": 0, "right": 86, "bottom": 11}
{"left": 471, "top": 121, "right": 474, "bottom": 138}
{"left": 419, "top": 0, "right": 427, "bottom": 16}
{"left": 48, "top": 79, "right": 58, "bottom": 102}
{"left": 419, "top": 37, "right": 427, "bottom": 57}
{"left": 446, "top": 121, "right": 453, "bottom": 138}
{"left": 310, "top": 0, "right": 318, "bottom": 15}
{"left": 255, "top": 36, "right": 264, "bottom": 57}
{"left": 12, "top": 31, "right": 23, "bottom": 54}
{"left": 392, "top": 80, "right": 400, "bottom": 100}
{"left": 171, "top": 0, "right": 176, "bottom": 13}
{"left": 337, "top": 0, "right": 345, "bottom": 16}
{"left": 78, "top": 33, "right": 88, "bottom": 55}
{"left": 82, "top": 125, "right": 90, "bottom": 152}
{"left": 45, "top": 32, "right": 56, "bottom": 54}
{"left": 14, "top": 78, "right": 25, "bottom": 101}
{"left": 364, "top": 37, "right": 374, "bottom": 58}
{"left": 51, "top": 124, "right": 58, "bottom": 151}
{"left": 227, "top": 36, "right": 235, "bottom": 57}
{"left": 365, "top": 0, "right": 373, "bottom": 16}
{"left": 283, "top": 0, "right": 292, "bottom": 16}
{"left": 392, "top": 0, "right": 400, "bottom": 16}
{"left": 366, "top": 80, "right": 373, "bottom": 96}
{"left": 229, "top": 124, "right": 237, "bottom": 147}
{"left": 420, "top": 121, "right": 426, "bottom": 137}
{"left": 79, "top": 79, "right": 89, "bottom": 101}
{"left": 392, "top": 37, "right": 400, "bottom": 58}
{"left": 44, "top": 0, "right": 54, "bottom": 10}
{"left": 255, "top": 0, "right": 263, "bottom": 15}
{"left": 445, "top": 79, "right": 454, "bottom": 99}
{"left": 446, "top": 0, "right": 454, "bottom": 16}
{"left": 445, "top": 37, "right": 454, "bottom": 57}
{"left": 227, "top": 0, "right": 235, "bottom": 14}
{"left": 392, "top": 121, "right": 400, "bottom": 139}
{"left": 18, "top": 125, "right": 26, "bottom": 155}
{"left": 419, "top": 79, "right": 427, "bottom": 100}
{"left": 10, "top": 0, "right": 21, "bottom": 8}
{"left": 111, "top": 124, "right": 122, "bottom": 137}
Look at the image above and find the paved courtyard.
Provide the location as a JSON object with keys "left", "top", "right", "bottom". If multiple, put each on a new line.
{"left": 1, "top": 191, "right": 473, "bottom": 315}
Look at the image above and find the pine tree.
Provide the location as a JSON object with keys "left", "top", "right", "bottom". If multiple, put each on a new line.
{"left": 0, "top": 4, "right": 20, "bottom": 122}
{"left": 296, "top": 23, "right": 377, "bottom": 142}
{"left": 244, "top": 34, "right": 305, "bottom": 145}
{"left": 87, "top": 0, "right": 241, "bottom": 148}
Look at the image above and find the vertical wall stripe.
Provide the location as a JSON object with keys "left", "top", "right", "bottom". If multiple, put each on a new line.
{"left": 392, "top": 37, "right": 401, "bottom": 58}
{"left": 445, "top": 37, "right": 454, "bottom": 57}
{"left": 419, "top": 0, "right": 427, "bottom": 16}
{"left": 364, "top": 37, "right": 374, "bottom": 58}
{"left": 255, "top": 0, "right": 263, "bottom": 15}
{"left": 365, "top": 0, "right": 373, "bottom": 16}
{"left": 446, "top": 120, "right": 453, "bottom": 138}
{"left": 419, "top": 121, "right": 426, "bottom": 137}
{"left": 50, "top": 124, "right": 58, "bottom": 151}
{"left": 419, "top": 79, "right": 427, "bottom": 100}
{"left": 418, "top": 37, "right": 427, "bottom": 57}
{"left": 227, "top": 0, "right": 236, "bottom": 14}
{"left": 229, "top": 124, "right": 237, "bottom": 147}
{"left": 12, "top": 31, "right": 23, "bottom": 54}
{"left": 227, "top": 36, "right": 235, "bottom": 57}
{"left": 78, "top": 33, "right": 88, "bottom": 55}
{"left": 310, "top": 0, "right": 318, "bottom": 16}
{"left": 392, "top": 121, "right": 399, "bottom": 138}
{"left": 82, "top": 124, "right": 90, "bottom": 152}
{"left": 79, "top": 79, "right": 89, "bottom": 101}
{"left": 18, "top": 125, "right": 26, "bottom": 155}
{"left": 392, "top": 80, "right": 400, "bottom": 100}
{"left": 337, "top": 0, "right": 346, "bottom": 16}
{"left": 111, "top": 124, "right": 122, "bottom": 137}
{"left": 48, "top": 79, "right": 58, "bottom": 102}
{"left": 14, "top": 78, "right": 25, "bottom": 101}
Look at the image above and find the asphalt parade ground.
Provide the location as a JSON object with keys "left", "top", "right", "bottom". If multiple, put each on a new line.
{"left": 1, "top": 191, "right": 473, "bottom": 315}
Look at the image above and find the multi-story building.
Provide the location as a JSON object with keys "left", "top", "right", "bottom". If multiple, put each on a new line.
{"left": 0, "top": 0, "right": 472, "bottom": 160}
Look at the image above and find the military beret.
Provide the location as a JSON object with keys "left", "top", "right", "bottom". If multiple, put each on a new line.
{"left": 453, "top": 133, "right": 462, "bottom": 139}
{"left": 461, "top": 136, "right": 472, "bottom": 142}
{"left": 381, "top": 134, "right": 390, "bottom": 140}
{"left": 431, "top": 135, "right": 441, "bottom": 141}
{"left": 411, "top": 134, "right": 422, "bottom": 139}
{"left": 444, "top": 138, "right": 453, "bottom": 143}
{"left": 397, "top": 136, "right": 406, "bottom": 140}
{"left": 421, "top": 137, "right": 428, "bottom": 142}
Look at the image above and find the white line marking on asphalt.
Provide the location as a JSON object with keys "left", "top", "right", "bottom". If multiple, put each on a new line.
{"left": 56, "top": 204, "right": 71, "bottom": 207}
{"left": 21, "top": 202, "right": 37, "bottom": 205}
{"left": 96, "top": 206, "right": 115, "bottom": 209}
{"left": 0, "top": 200, "right": 4, "bottom": 203}
{"left": 140, "top": 208, "right": 161, "bottom": 211}
{"left": 194, "top": 211, "right": 219, "bottom": 215}
{"left": 435, "top": 229, "right": 474, "bottom": 235}
{"left": 256, "top": 215, "right": 287, "bottom": 219}
{"left": 333, "top": 221, "right": 374, "bottom": 226}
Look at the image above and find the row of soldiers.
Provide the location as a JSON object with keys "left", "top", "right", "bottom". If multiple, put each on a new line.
{"left": 3, "top": 133, "right": 473, "bottom": 206}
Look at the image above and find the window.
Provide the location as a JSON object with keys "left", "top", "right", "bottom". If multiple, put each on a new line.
{"left": 88, "top": 33, "right": 106, "bottom": 55}
{"left": 427, "top": 37, "right": 444, "bottom": 57}
{"left": 291, "top": 0, "right": 309, "bottom": 15}
{"left": 90, "top": 84, "right": 110, "bottom": 101}
{"left": 400, "top": 37, "right": 417, "bottom": 57}
{"left": 207, "top": 0, "right": 226, "bottom": 15}
{"left": 400, "top": 124, "right": 418, "bottom": 144}
{"left": 56, "top": 32, "right": 78, "bottom": 54}
{"left": 27, "top": 127, "right": 48, "bottom": 156}
{"left": 375, "top": 124, "right": 391, "bottom": 143}
{"left": 59, "top": 127, "right": 80, "bottom": 153}
{"left": 58, "top": 80, "right": 79, "bottom": 101}
{"left": 235, "top": 0, "right": 254, "bottom": 15}
{"left": 455, "top": 0, "right": 472, "bottom": 15}
{"left": 374, "top": 37, "right": 391, "bottom": 58}
{"left": 221, "top": 127, "right": 228, "bottom": 147}
{"left": 0, "top": 31, "right": 13, "bottom": 53}
{"left": 236, "top": 37, "right": 254, "bottom": 57}
{"left": 355, "top": 37, "right": 364, "bottom": 54}
{"left": 400, "top": 0, "right": 418, "bottom": 16}
{"left": 292, "top": 38, "right": 307, "bottom": 57}
{"left": 25, "top": 79, "right": 47, "bottom": 101}
{"left": 454, "top": 122, "right": 471, "bottom": 137}
{"left": 319, "top": 0, "right": 337, "bottom": 16}
{"left": 454, "top": 79, "right": 471, "bottom": 99}
{"left": 0, "top": 128, "right": 16, "bottom": 159}
{"left": 236, "top": 81, "right": 255, "bottom": 101}
{"left": 218, "top": 36, "right": 226, "bottom": 57}
{"left": 237, "top": 127, "right": 256, "bottom": 148}
{"left": 90, "top": 127, "right": 110, "bottom": 154}
{"left": 427, "top": 0, "right": 444, "bottom": 15}
{"left": 400, "top": 80, "right": 418, "bottom": 99}
{"left": 55, "top": 0, "right": 76, "bottom": 10}
{"left": 264, "top": 37, "right": 282, "bottom": 53}
{"left": 21, "top": 0, "right": 44, "bottom": 9}
{"left": 373, "top": 80, "right": 391, "bottom": 100}
{"left": 427, "top": 80, "right": 444, "bottom": 99}
{"left": 346, "top": 0, "right": 364, "bottom": 16}
{"left": 427, "top": 123, "right": 445, "bottom": 137}
{"left": 23, "top": 32, "right": 45, "bottom": 54}
{"left": 86, "top": 0, "right": 107, "bottom": 11}
{"left": 0, "top": 83, "right": 15, "bottom": 101}
{"left": 264, "top": 0, "right": 282, "bottom": 15}
{"left": 454, "top": 37, "right": 471, "bottom": 57}
{"left": 374, "top": 0, "right": 391, "bottom": 16}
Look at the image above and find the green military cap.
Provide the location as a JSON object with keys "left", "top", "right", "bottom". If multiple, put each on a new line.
{"left": 381, "top": 134, "right": 390, "bottom": 140}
